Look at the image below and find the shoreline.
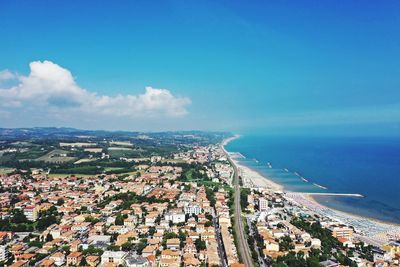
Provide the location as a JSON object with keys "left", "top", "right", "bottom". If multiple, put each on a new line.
{"left": 222, "top": 135, "right": 400, "bottom": 247}
{"left": 309, "top": 194, "right": 400, "bottom": 227}
{"left": 221, "top": 135, "right": 282, "bottom": 191}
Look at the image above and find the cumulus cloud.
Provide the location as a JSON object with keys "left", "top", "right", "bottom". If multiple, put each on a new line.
{"left": 0, "top": 60, "right": 191, "bottom": 118}
{"left": 0, "top": 70, "right": 16, "bottom": 81}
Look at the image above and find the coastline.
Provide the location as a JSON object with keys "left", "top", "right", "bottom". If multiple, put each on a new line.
{"left": 221, "top": 135, "right": 282, "bottom": 191}
{"left": 222, "top": 135, "right": 400, "bottom": 247}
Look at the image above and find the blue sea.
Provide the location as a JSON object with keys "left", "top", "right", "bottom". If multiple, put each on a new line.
{"left": 225, "top": 135, "right": 400, "bottom": 224}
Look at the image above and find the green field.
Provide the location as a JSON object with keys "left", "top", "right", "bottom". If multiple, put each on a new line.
{"left": 0, "top": 167, "right": 15, "bottom": 174}
{"left": 36, "top": 149, "right": 76, "bottom": 163}
{"left": 48, "top": 173, "right": 97, "bottom": 178}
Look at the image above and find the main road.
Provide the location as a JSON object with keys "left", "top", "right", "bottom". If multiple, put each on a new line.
{"left": 227, "top": 152, "right": 255, "bottom": 267}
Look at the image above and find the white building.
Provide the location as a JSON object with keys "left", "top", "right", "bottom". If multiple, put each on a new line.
{"left": 101, "top": 251, "right": 127, "bottom": 266}
{"left": 123, "top": 252, "right": 151, "bottom": 267}
{"left": 184, "top": 204, "right": 202, "bottom": 215}
{"left": 23, "top": 205, "right": 38, "bottom": 221}
{"left": 258, "top": 197, "right": 269, "bottom": 212}
{"left": 165, "top": 210, "right": 186, "bottom": 224}
{"left": 0, "top": 245, "right": 9, "bottom": 263}
{"left": 88, "top": 235, "right": 112, "bottom": 246}
{"left": 49, "top": 252, "right": 66, "bottom": 266}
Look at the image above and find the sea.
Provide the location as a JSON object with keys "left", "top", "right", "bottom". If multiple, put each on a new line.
{"left": 225, "top": 135, "right": 400, "bottom": 224}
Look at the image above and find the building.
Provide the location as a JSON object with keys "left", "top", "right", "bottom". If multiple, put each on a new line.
{"left": 39, "top": 259, "right": 55, "bottom": 267}
{"left": 86, "top": 256, "right": 100, "bottom": 267}
{"left": 319, "top": 260, "right": 340, "bottom": 267}
{"left": 166, "top": 239, "right": 181, "bottom": 250}
{"left": 49, "top": 252, "right": 66, "bottom": 266}
{"left": 123, "top": 252, "right": 151, "bottom": 267}
{"left": 331, "top": 226, "right": 353, "bottom": 239}
{"left": 258, "top": 197, "right": 268, "bottom": 212}
{"left": 101, "top": 251, "right": 127, "bottom": 266}
{"left": 66, "top": 252, "right": 83, "bottom": 266}
{"left": 0, "top": 245, "right": 9, "bottom": 263}
{"left": 165, "top": 210, "right": 186, "bottom": 224}
{"left": 184, "top": 204, "right": 201, "bottom": 215}
{"left": 23, "top": 206, "right": 38, "bottom": 221}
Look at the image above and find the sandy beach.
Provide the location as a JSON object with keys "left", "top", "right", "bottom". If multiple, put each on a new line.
{"left": 222, "top": 136, "right": 400, "bottom": 248}
{"left": 285, "top": 192, "right": 400, "bottom": 247}
{"left": 222, "top": 135, "right": 282, "bottom": 191}
{"left": 231, "top": 155, "right": 283, "bottom": 191}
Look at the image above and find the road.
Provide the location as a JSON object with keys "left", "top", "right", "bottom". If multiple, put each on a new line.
{"left": 213, "top": 214, "right": 228, "bottom": 267}
{"left": 228, "top": 154, "right": 255, "bottom": 267}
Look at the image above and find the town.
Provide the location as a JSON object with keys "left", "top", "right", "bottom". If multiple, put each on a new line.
{"left": 0, "top": 129, "right": 399, "bottom": 267}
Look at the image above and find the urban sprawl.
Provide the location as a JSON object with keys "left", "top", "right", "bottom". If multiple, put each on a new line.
{"left": 0, "top": 130, "right": 399, "bottom": 267}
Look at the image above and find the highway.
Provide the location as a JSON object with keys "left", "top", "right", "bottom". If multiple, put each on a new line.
{"left": 228, "top": 154, "right": 255, "bottom": 267}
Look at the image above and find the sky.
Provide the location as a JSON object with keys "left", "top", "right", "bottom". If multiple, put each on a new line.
{"left": 0, "top": 0, "right": 399, "bottom": 135}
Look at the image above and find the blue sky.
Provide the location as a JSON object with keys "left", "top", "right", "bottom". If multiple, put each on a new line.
{"left": 0, "top": 0, "right": 399, "bottom": 135}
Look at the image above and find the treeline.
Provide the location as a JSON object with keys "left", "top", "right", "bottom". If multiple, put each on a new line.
{"left": 97, "top": 192, "right": 169, "bottom": 210}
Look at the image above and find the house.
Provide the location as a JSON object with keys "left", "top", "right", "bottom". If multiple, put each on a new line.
{"left": 39, "top": 259, "right": 55, "bottom": 267}
{"left": 183, "top": 239, "right": 197, "bottom": 254}
{"left": 67, "top": 252, "right": 83, "bottom": 266}
{"left": 265, "top": 241, "right": 279, "bottom": 252}
{"left": 9, "top": 261, "right": 29, "bottom": 267}
{"left": 166, "top": 239, "right": 180, "bottom": 250}
{"left": 141, "top": 246, "right": 157, "bottom": 258}
{"left": 159, "top": 257, "right": 180, "bottom": 267}
{"left": 116, "top": 232, "right": 138, "bottom": 246}
{"left": 70, "top": 240, "right": 82, "bottom": 252}
{"left": 86, "top": 255, "right": 100, "bottom": 267}
{"left": 94, "top": 222, "right": 105, "bottom": 232}
{"left": 49, "top": 252, "right": 66, "bottom": 266}
{"left": 183, "top": 256, "right": 201, "bottom": 267}
{"left": 161, "top": 249, "right": 180, "bottom": 260}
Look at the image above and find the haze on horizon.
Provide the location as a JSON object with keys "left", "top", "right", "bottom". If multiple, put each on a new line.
{"left": 1, "top": 1, "right": 399, "bottom": 136}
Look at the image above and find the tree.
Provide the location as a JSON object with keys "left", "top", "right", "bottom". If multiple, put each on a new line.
{"left": 136, "top": 239, "right": 147, "bottom": 254}
{"left": 121, "top": 242, "right": 134, "bottom": 251}
{"left": 205, "top": 221, "right": 213, "bottom": 227}
{"left": 279, "top": 236, "right": 294, "bottom": 251}
{"left": 46, "top": 233, "right": 53, "bottom": 242}
{"left": 115, "top": 214, "right": 124, "bottom": 225}
{"left": 57, "top": 198, "right": 65, "bottom": 206}
{"left": 12, "top": 210, "right": 28, "bottom": 224}
{"left": 195, "top": 238, "right": 207, "bottom": 252}
{"left": 79, "top": 257, "right": 88, "bottom": 266}
{"left": 83, "top": 245, "right": 103, "bottom": 256}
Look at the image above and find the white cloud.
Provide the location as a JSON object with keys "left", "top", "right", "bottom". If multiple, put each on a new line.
{"left": 0, "top": 60, "right": 191, "bottom": 118}
{"left": 0, "top": 70, "right": 16, "bottom": 81}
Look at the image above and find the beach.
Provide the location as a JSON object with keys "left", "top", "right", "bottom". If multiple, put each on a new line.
{"left": 222, "top": 136, "right": 400, "bottom": 248}
{"left": 230, "top": 153, "right": 283, "bottom": 191}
